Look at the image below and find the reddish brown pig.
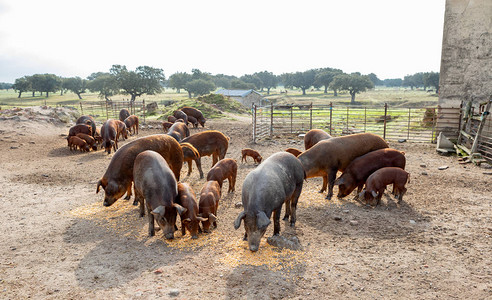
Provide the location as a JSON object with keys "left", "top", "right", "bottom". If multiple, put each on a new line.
{"left": 180, "top": 130, "right": 229, "bottom": 178}
{"left": 124, "top": 115, "right": 139, "bottom": 135}
{"left": 119, "top": 108, "right": 130, "bottom": 122}
{"left": 176, "top": 183, "right": 208, "bottom": 239}
{"left": 241, "top": 148, "right": 262, "bottom": 164}
{"left": 133, "top": 150, "right": 186, "bottom": 239}
{"left": 69, "top": 136, "right": 90, "bottom": 152}
{"left": 206, "top": 158, "right": 238, "bottom": 193}
{"left": 76, "top": 115, "right": 96, "bottom": 137}
{"left": 96, "top": 134, "right": 183, "bottom": 207}
{"left": 162, "top": 121, "right": 173, "bottom": 131}
{"left": 173, "top": 110, "right": 188, "bottom": 125}
{"left": 335, "top": 148, "right": 406, "bottom": 200}
{"left": 285, "top": 148, "right": 303, "bottom": 157}
{"left": 304, "top": 129, "right": 331, "bottom": 150}
{"left": 187, "top": 115, "right": 199, "bottom": 128}
{"left": 180, "top": 142, "right": 202, "bottom": 177}
{"left": 360, "top": 167, "right": 410, "bottom": 206}
{"left": 198, "top": 181, "right": 220, "bottom": 233}
{"left": 298, "top": 133, "right": 388, "bottom": 200}
{"left": 100, "top": 119, "right": 119, "bottom": 154}
{"left": 68, "top": 124, "right": 92, "bottom": 137}
{"left": 166, "top": 122, "right": 190, "bottom": 142}
{"left": 115, "top": 120, "right": 128, "bottom": 141}
{"left": 168, "top": 115, "right": 177, "bottom": 123}
{"left": 180, "top": 107, "right": 206, "bottom": 127}
{"left": 76, "top": 133, "right": 97, "bottom": 151}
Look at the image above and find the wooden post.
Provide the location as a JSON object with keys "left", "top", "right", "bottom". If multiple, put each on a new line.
{"left": 105, "top": 101, "right": 109, "bottom": 119}
{"left": 383, "top": 103, "right": 388, "bottom": 140}
{"left": 329, "top": 102, "right": 333, "bottom": 135}
{"left": 364, "top": 107, "right": 367, "bottom": 133}
{"left": 290, "top": 105, "right": 293, "bottom": 133}
{"left": 407, "top": 108, "right": 411, "bottom": 140}
{"left": 309, "top": 102, "right": 313, "bottom": 130}
{"left": 253, "top": 104, "right": 257, "bottom": 143}
{"left": 143, "top": 100, "right": 146, "bottom": 124}
{"left": 346, "top": 106, "right": 349, "bottom": 133}
{"left": 470, "top": 99, "right": 491, "bottom": 153}
{"left": 270, "top": 103, "right": 273, "bottom": 137}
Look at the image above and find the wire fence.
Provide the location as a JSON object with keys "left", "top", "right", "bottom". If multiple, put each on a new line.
{"left": 78, "top": 100, "right": 149, "bottom": 122}
{"left": 252, "top": 103, "right": 460, "bottom": 143}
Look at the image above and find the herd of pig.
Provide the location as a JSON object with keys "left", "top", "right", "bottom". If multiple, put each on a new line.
{"left": 68, "top": 107, "right": 410, "bottom": 252}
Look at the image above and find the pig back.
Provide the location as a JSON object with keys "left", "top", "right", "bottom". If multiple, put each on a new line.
{"left": 181, "top": 130, "right": 228, "bottom": 156}
{"left": 345, "top": 148, "right": 406, "bottom": 182}
{"left": 133, "top": 150, "right": 178, "bottom": 204}
{"left": 242, "top": 152, "right": 304, "bottom": 212}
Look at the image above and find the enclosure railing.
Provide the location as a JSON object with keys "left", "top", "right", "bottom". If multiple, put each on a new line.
{"left": 252, "top": 103, "right": 445, "bottom": 143}
{"left": 78, "top": 100, "right": 147, "bottom": 123}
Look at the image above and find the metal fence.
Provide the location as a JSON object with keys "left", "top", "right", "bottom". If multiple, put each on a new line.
{"left": 252, "top": 103, "right": 443, "bottom": 143}
{"left": 79, "top": 100, "right": 148, "bottom": 122}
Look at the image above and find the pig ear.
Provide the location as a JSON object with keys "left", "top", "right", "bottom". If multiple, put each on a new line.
{"left": 151, "top": 205, "right": 165, "bottom": 217}
{"left": 173, "top": 203, "right": 187, "bottom": 215}
{"left": 234, "top": 211, "right": 246, "bottom": 230}
{"left": 208, "top": 213, "right": 217, "bottom": 224}
{"left": 196, "top": 216, "right": 208, "bottom": 222}
{"left": 334, "top": 177, "right": 344, "bottom": 185}
{"left": 256, "top": 211, "right": 271, "bottom": 230}
{"left": 182, "top": 218, "right": 191, "bottom": 224}
{"left": 371, "top": 191, "right": 378, "bottom": 198}
{"left": 96, "top": 179, "right": 104, "bottom": 193}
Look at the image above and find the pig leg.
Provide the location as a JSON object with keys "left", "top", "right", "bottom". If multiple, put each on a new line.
{"left": 134, "top": 191, "right": 145, "bottom": 217}
{"left": 283, "top": 198, "right": 291, "bottom": 221}
{"left": 289, "top": 182, "right": 303, "bottom": 227}
{"left": 397, "top": 186, "right": 407, "bottom": 203}
{"left": 242, "top": 155, "right": 247, "bottom": 163}
{"left": 231, "top": 171, "right": 236, "bottom": 192}
{"left": 181, "top": 222, "right": 186, "bottom": 236}
{"left": 273, "top": 208, "right": 281, "bottom": 236}
{"left": 325, "top": 168, "right": 338, "bottom": 200}
{"left": 147, "top": 207, "right": 155, "bottom": 237}
{"left": 187, "top": 161, "right": 193, "bottom": 176}
{"left": 195, "top": 158, "right": 204, "bottom": 179}
{"left": 124, "top": 183, "right": 133, "bottom": 201}
{"left": 353, "top": 184, "right": 364, "bottom": 201}
{"left": 243, "top": 232, "right": 248, "bottom": 241}
{"left": 227, "top": 176, "right": 233, "bottom": 193}
{"left": 319, "top": 174, "right": 328, "bottom": 193}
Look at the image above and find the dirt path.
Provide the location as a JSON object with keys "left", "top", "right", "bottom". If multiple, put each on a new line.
{"left": 0, "top": 117, "right": 491, "bottom": 299}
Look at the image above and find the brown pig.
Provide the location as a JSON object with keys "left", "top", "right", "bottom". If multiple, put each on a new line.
{"left": 176, "top": 183, "right": 208, "bottom": 239}
{"left": 124, "top": 115, "right": 139, "bottom": 135}
{"left": 68, "top": 124, "right": 92, "bottom": 138}
{"left": 115, "top": 120, "right": 128, "bottom": 141}
{"left": 162, "top": 121, "right": 173, "bottom": 131}
{"left": 180, "top": 142, "right": 201, "bottom": 177}
{"left": 285, "top": 148, "right": 303, "bottom": 157}
{"left": 241, "top": 148, "right": 262, "bottom": 164}
{"left": 335, "top": 148, "right": 406, "bottom": 200}
{"left": 168, "top": 115, "right": 177, "bottom": 123}
{"left": 166, "top": 122, "right": 190, "bottom": 142}
{"left": 180, "top": 130, "right": 229, "bottom": 177}
{"left": 180, "top": 107, "right": 206, "bottom": 127}
{"left": 298, "top": 133, "right": 388, "bottom": 200}
{"left": 206, "top": 158, "right": 238, "bottom": 193}
{"left": 69, "top": 136, "right": 90, "bottom": 152}
{"left": 360, "top": 167, "right": 410, "bottom": 206}
{"left": 119, "top": 108, "right": 130, "bottom": 122}
{"left": 96, "top": 134, "right": 183, "bottom": 207}
{"left": 187, "top": 115, "right": 199, "bottom": 128}
{"left": 173, "top": 110, "right": 188, "bottom": 125}
{"left": 100, "top": 119, "right": 119, "bottom": 154}
{"left": 76, "top": 115, "right": 96, "bottom": 137}
{"left": 304, "top": 129, "right": 331, "bottom": 150}
{"left": 76, "top": 133, "right": 97, "bottom": 151}
{"left": 198, "top": 181, "right": 220, "bottom": 233}
{"left": 133, "top": 150, "right": 186, "bottom": 239}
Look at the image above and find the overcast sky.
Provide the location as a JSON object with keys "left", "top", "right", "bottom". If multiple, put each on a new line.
{"left": 0, "top": 0, "right": 446, "bottom": 83}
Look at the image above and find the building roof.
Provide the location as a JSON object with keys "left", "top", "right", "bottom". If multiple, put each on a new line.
{"left": 215, "top": 89, "right": 262, "bottom": 98}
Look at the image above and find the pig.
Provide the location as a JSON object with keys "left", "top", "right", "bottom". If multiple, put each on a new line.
{"left": 100, "top": 119, "right": 119, "bottom": 154}
{"left": 359, "top": 167, "right": 410, "bottom": 206}
{"left": 124, "top": 115, "right": 139, "bottom": 135}
{"left": 234, "top": 152, "right": 305, "bottom": 252}
{"left": 69, "top": 136, "right": 90, "bottom": 152}
{"left": 304, "top": 129, "right": 331, "bottom": 150}
{"left": 133, "top": 150, "right": 186, "bottom": 239}
{"left": 180, "top": 106, "right": 206, "bottom": 127}
{"left": 173, "top": 110, "right": 188, "bottom": 125}
{"left": 206, "top": 158, "right": 238, "bottom": 193}
{"left": 166, "top": 122, "right": 190, "bottom": 142}
{"left": 76, "top": 133, "right": 97, "bottom": 151}
{"left": 96, "top": 134, "right": 183, "bottom": 207}
{"left": 187, "top": 115, "right": 199, "bottom": 128}
{"left": 115, "top": 120, "right": 128, "bottom": 141}
{"left": 180, "top": 130, "right": 229, "bottom": 178}
{"left": 167, "top": 115, "right": 177, "bottom": 123}
{"left": 119, "top": 108, "right": 130, "bottom": 122}
{"left": 180, "top": 142, "right": 202, "bottom": 178}
{"left": 76, "top": 115, "right": 96, "bottom": 137}
{"left": 241, "top": 148, "right": 262, "bottom": 164}
{"left": 285, "top": 148, "right": 303, "bottom": 157}
{"left": 298, "top": 132, "right": 388, "bottom": 200}
{"left": 176, "top": 183, "right": 208, "bottom": 239}
{"left": 162, "top": 121, "right": 173, "bottom": 131}
{"left": 334, "top": 148, "right": 406, "bottom": 200}
{"left": 68, "top": 124, "right": 92, "bottom": 137}
{"left": 198, "top": 181, "right": 220, "bottom": 233}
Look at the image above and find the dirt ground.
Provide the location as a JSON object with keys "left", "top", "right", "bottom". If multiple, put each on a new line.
{"left": 0, "top": 115, "right": 491, "bottom": 300}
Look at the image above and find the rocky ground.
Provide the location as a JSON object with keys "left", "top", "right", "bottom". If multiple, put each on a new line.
{"left": 0, "top": 107, "right": 491, "bottom": 299}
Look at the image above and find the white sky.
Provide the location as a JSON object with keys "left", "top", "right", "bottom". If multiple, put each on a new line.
{"left": 0, "top": 0, "right": 446, "bottom": 83}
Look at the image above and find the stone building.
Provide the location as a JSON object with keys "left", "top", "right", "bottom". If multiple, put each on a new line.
{"left": 215, "top": 89, "right": 264, "bottom": 108}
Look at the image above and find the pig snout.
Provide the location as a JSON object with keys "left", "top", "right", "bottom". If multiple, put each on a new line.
{"left": 164, "top": 232, "right": 175, "bottom": 240}
{"left": 103, "top": 197, "right": 116, "bottom": 207}
{"left": 191, "top": 235, "right": 198, "bottom": 239}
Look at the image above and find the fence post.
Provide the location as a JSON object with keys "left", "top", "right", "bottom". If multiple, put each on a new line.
{"left": 329, "top": 102, "right": 333, "bottom": 135}
{"left": 364, "top": 107, "right": 367, "bottom": 133}
{"left": 346, "top": 106, "right": 349, "bottom": 133}
{"left": 143, "top": 100, "right": 146, "bottom": 124}
{"left": 309, "top": 102, "right": 313, "bottom": 130}
{"left": 290, "top": 105, "right": 293, "bottom": 133}
{"left": 270, "top": 103, "right": 273, "bottom": 137}
{"left": 407, "top": 108, "right": 411, "bottom": 140}
{"left": 253, "top": 104, "right": 257, "bottom": 143}
{"left": 80, "top": 102, "right": 83, "bottom": 115}
{"left": 383, "top": 103, "right": 388, "bottom": 140}
{"left": 105, "top": 101, "right": 109, "bottom": 119}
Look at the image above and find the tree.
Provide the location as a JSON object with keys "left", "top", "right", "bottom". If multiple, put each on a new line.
{"left": 291, "top": 70, "right": 316, "bottom": 95}
{"left": 367, "top": 73, "right": 382, "bottom": 86}
{"left": 230, "top": 79, "right": 255, "bottom": 90}
{"left": 315, "top": 68, "right": 343, "bottom": 94}
{"left": 330, "top": 73, "right": 374, "bottom": 104}
{"left": 87, "top": 73, "right": 119, "bottom": 101}
{"left": 191, "top": 69, "right": 213, "bottom": 81}
{"left": 110, "top": 65, "right": 165, "bottom": 101}
{"left": 30, "top": 74, "right": 61, "bottom": 97}
{"left": 382, "top": 78, "right": 403, "bottom": 87}
{"left": 403, "top": 73, "right": 424, "bottom": 90}
{"left": 63, "top": 77, "right": 87, "bottom": 99}
{"left": 184, "top": 79, "right": 215, "bottom": 98}
{"left": 0, "top": 82, "right": 13, "bottom": 90}
{"left": 423, "top": 72, "right": 440, "bottom": 93}
{"left": 12, "top": 76, "right": 31, "bottom": 98}
{"left": 213, "top": 74, "right": 237, "bottom": 89}
{"left": 168, "top": 72, "right": 191, "bottom": 93}
{"left": 254, "top": 71, "right": 278, "bottom": 95}
{"left": 240, "top": 74, "right": 262, "bottom": 90}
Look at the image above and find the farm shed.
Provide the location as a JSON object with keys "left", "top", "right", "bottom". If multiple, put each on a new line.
{"left": 215, "top": 89, "right": 265, "bottom": 108}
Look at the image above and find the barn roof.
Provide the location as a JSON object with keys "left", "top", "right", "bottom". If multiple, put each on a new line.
{"left": 215, "top": 89, "right": 262, "bottom": 98}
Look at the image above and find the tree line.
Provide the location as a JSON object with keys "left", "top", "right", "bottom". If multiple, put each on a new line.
{"left": 7, "top": 65, "right": 439, "bottom": 104}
